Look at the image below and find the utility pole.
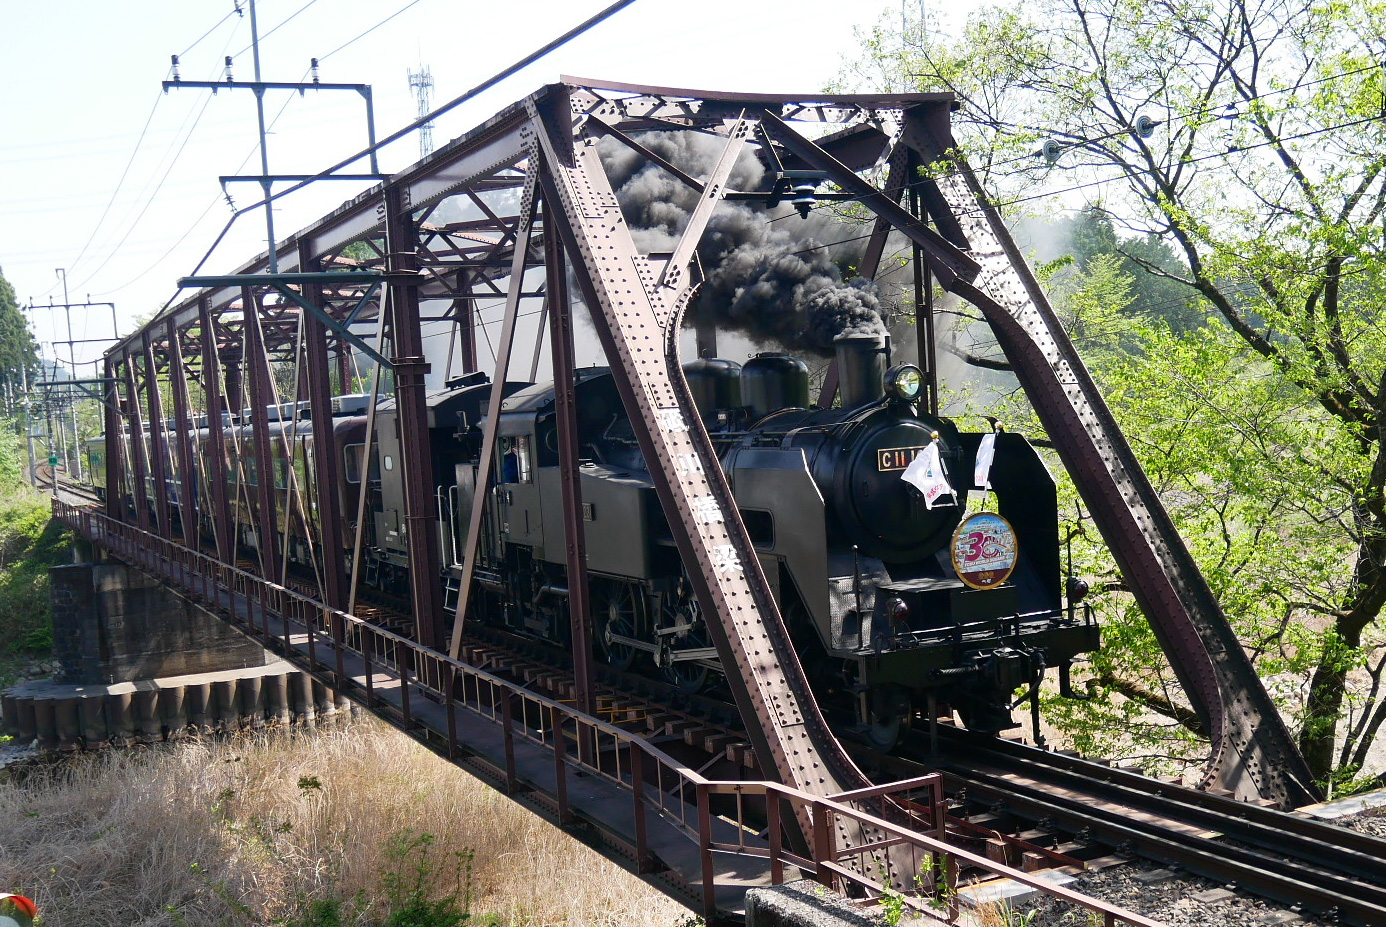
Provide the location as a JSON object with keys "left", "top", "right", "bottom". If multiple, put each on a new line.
{"left": 165, "top": 6, "right": 383, "bottom": 267}
{"left": 409, "top": 65, "right": 435, "bottom": 158}
{"left": 54, "top": 268, "right": 83, "bottom": 479}
{"left": 31, "top": 290, "right": 116, "bottom": 483}
{"left": 246, "top": 0, "right": 277, "bottom": 272}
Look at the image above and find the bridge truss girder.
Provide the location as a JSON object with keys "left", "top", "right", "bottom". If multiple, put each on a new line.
{"left": 99, "top": 80, "right": 1317, "bottom": 829}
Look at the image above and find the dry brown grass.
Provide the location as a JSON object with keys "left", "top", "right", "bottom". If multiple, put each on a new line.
{"left": 0, "top": 714, "right": 687, "bottom": 927}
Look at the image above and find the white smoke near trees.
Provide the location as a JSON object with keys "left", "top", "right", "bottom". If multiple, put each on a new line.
{"left": 599, "top": 132, "right": 888, "bottom": 357}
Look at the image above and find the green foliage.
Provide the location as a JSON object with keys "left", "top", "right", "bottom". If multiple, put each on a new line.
{"left": 280, "top": 831, "right": 499, "bottom": 927}
{"left": 0, "top": 487, "right": 68, "bottom": 660}
{"left": 846, "top": 0, "right": 1386, "bottom": 782}
{"left": 0, "top": 267, "right": 39, "bottom": 399}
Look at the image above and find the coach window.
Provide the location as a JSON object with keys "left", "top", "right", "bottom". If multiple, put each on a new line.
{"left": 343, "top": 444, "right": 380, "bottom": 484}
{"left": 345, "top": 443, "right": 363, "bottom": 483}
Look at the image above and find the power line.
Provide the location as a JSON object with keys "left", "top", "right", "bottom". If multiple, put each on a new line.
{"left": 68, "top": 16, "right": 244, "bottom": 293}
{"left": 319, "top": 0, "right": 428, "bottom": 62}
{"left": 170, "top": 0, "right": 642, "bottom": 309}
{"left": 62, "top": 89, "right": 165, "bottom": 279}
{"left": 73, "top": 91, "right": 219, "bottom": 291}
{"left": 971, "top": 62, "right": 1381, "bottom": 174}
{"left": 92, "top": 70, "right": 313, "bottom": 297}
{"left": 987, "top": 113, "right": 1384, "bottom": 212}
{"left": 233, "top": 0, "right": 319, "bottom": 56}
{"left": 180, "top": 4, "right": 243, "bottom": 57}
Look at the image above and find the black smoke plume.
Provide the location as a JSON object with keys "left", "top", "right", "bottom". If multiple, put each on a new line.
{"left": 599, "top": 132, "right": 887, "bottom": 357}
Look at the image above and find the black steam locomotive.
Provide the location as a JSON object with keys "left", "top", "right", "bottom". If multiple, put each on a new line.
{"left": 372, "top": 330, "right": 1099, "bottom": 747}
{"left": 92, "top": 331, "right": 1098, "bottom": 748}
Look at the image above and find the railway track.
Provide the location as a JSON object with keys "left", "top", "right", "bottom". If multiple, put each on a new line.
{"left": 898, "top": 728, "right": 1386, "bottom": 925}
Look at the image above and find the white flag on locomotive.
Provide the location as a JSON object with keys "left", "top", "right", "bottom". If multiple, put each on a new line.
{"left": 974, "top": 431, "right": 997, "bottom": 491}
{"left": 901, "top": 441, "right": 955, "bottom": 509}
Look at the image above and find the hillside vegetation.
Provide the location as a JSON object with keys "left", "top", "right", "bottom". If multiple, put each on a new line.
{"left": 0, "top": 434, "right": 69, "bottom": 677}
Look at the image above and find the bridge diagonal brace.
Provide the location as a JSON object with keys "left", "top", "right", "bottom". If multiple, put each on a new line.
{"left": 343, "top": 279, "right": 383, "bottom": 327}
{"left": 269, "top": 283, "right": 392, "bottom": 370}
{"left": 447, "top": 138, "right": 541, "bottom": 660}
{"left": 530, "top": 93, "right": 893, "bottom": 873}
{"left": 656, "top": 113, "right": 750, "bottom": 295}
{"left": 586, "top": 114, "right": 706, "bottom": 195}
{"left": 757, "top": 109, "right": 980, "bottom": 289}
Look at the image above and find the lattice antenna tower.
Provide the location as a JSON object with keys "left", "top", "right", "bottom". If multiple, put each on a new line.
{"left": 409, "top": 66, "right": 435, "bottom": 158}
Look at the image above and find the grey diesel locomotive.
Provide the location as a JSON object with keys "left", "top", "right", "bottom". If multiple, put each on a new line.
{"left": 444, "top": 331, "right": 1098, "bottom": 749}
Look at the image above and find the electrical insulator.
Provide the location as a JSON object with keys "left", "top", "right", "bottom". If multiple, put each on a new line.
{"left": 170, "top": 54, "right": 181, "bottom": 81}
{"left": 225, "top": 55, "right": 234, "bottom": 82}
{"left": 1038, "top": 139, "right": 1063, "bottom": 164}
{"left": 310, "top": 58, "right": 320, "bottom": 84}
{"left": 1134, "top": 114, "right": 1158, "bottom": 138}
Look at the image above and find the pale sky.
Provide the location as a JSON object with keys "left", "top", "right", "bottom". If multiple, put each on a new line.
{"left": 0, "top": 0, "right": 974, "bottom": 376}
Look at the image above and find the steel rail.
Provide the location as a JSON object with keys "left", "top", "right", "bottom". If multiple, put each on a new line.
{"left": 942, "top": 729, "right": 1386, "bottom": 884}
{"left": 920, "top": 742, "right": 1386, "bottom": 925}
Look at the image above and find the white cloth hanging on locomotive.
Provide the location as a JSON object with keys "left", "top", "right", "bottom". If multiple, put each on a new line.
{"left": 901, "top": 440, "right": 956, "bottom": 509}
{"left": 974, "top": 431, "right": 997, "bottom": 491}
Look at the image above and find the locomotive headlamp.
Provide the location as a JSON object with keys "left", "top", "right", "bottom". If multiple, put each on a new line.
{"left": 884, "top": 364, "right": 924, "bottom": 402}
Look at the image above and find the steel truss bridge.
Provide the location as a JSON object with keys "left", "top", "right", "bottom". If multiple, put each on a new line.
{"left": 62, "top": 79, "right": 1316, "bottom": 921}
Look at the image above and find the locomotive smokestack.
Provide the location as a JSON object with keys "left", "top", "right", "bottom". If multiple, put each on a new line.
{"left": 835, "top": 331, "right": 886, "bottom": 409}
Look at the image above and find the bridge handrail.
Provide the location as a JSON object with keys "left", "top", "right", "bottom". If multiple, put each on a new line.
{"left": 54, "top": 499, "right": 1160, "bottom": 927}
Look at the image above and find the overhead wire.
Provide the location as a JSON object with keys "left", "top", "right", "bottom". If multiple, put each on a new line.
{"left": 62, "top": 90, "right": 166, "bottom": 281}
{"left": 972, "top": 61, "right": 1381, "bottom": 173}
{"left": 317, "top": 0, "right": 428, "bottom": 62}
{"left": 233, "top": 0, "right": 320, "bottom": 56}
{"left": 56, "top": 5, "right": 245, "bottom": 293}
{"left": 73, "top": 13, "right": 245, "bottom": 292}
{"left": 779, "top": 108, "right": 1385, "bottom": 264}
{"left": 159, "top": 0, "right": 641, "bottom": 322}
{"left": 94, "top": 68, "right": 313, "bottom": 297}
{"left": 73, "top": 82, "right": 221, "bottom": 291}
{"left": 180, "top": 5, "right": 243, "bottom": 57}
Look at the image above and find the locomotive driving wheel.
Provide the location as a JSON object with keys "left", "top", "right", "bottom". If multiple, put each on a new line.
{"left": 660, "top": 579, "right": 711, "bottom": 694}
{"left": 594, "top": 580, "right": 641, "bottom": 672}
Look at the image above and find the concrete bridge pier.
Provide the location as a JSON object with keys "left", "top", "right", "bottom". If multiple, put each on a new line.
{"left": 1, "top": 557, "right": 352, "bottom": 751}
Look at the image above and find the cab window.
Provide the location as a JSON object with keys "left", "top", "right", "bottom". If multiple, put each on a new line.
{"left": 500, "top": 435, "right": 533, "bottom": 484}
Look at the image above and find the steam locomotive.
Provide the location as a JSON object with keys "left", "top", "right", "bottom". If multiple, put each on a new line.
{"left": 88, "top": 332, "right": 1098, "bottom": 748}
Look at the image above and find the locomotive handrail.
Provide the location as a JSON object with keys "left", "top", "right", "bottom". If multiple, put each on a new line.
{"left": 53, "top": 498, "right": 1161, "bottom": 927}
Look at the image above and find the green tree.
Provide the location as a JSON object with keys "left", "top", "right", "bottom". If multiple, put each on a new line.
{"left": 1059, "top": 207, "right": 1202, "bottom": 332}
{"left": 0, "top": 267, "right": 39, "bottom": 411}
{"left": 846, "top": 0, "right": 1386, "bottom": 783}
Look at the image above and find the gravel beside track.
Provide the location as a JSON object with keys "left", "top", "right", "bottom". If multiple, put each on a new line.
{"left": 1011, "top": 862, "right": 1332, "bottom": 927}
{"left": 1340, "top": 805, "right": 1386, "bottom": 839}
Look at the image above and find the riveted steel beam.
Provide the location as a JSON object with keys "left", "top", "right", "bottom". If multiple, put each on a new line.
{"left": 385, "top": 184, "right": 446, "bottom": 649}
{"left": 244, "top": 288, "right": 283, "bottom": 582}
{"left": 142, "top": 334, "right": 174, "bottom": 536}
{"left": 301, "top": 241, "right": 349, "bottom": 611}
{"left": 165, "top": 318, "right": 201, "bottom": 549}
{"left": 531, "top": 91, "right": 875, "bottom": 851}
{"left": 122, "top": 358, "right": 151, "bottom": 532}
{"left": 200, "top": 300, "right": 235, "bottom": 563}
